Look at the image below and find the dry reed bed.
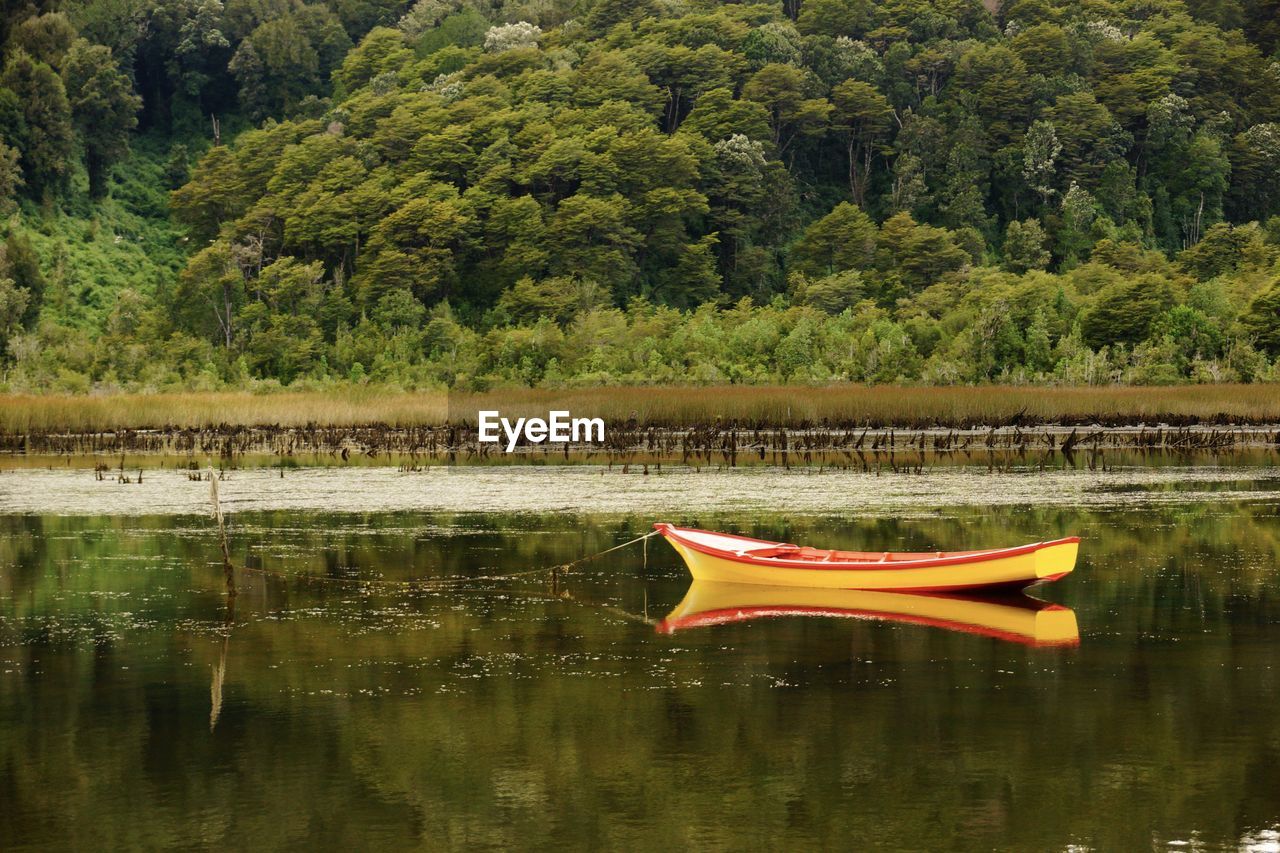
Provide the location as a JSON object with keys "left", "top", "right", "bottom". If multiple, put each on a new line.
{"left": 3, "top": 384, "right": 1280, "bottom": 434}
{"left": 0, "top": 390, "right": 449, "bottom": 433}
{"left": 459, "top": 384, "right": 1280, "bottom": 428}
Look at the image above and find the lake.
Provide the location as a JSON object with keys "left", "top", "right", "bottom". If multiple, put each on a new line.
{"left": 2, "top": 462, "right": 1279, "bottom": 850}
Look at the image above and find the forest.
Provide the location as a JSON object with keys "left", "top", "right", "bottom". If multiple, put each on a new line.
{"left": 0, "top": 0, "right": 1278, "bottom": 392}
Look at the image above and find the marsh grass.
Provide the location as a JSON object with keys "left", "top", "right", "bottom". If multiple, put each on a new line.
{"left": 0, "top": 389, "right": 448, "bottom": 432}
{"left": 456, "top": 385, "right": 1280, "bottom": 427}
{"left": 3, "top": 384, "right": 1279, "bottom": 432}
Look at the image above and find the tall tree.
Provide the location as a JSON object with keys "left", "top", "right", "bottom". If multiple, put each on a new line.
{"left": 8, "top": 13, "right": 78, "bottom": 69}
{"left": 0, "top": 50, "right": 73, "bottom": 196}
{"left": 62, "top": 39, "right": 142, "bottom": 197}
{"left": 1021, "top": 119, "right": 1061, "bottom": 210}
{"left": 741, "top": 64, "right": 830, "bottom": 159}
{"left": 791, "top": 202, "right": 877, "bottom": 277}
{"left": 830, "top": 79, "right": 894, "bottom": 206}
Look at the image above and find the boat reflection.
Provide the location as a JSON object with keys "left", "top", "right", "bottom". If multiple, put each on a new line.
{"left": 657, "top": 581, "right": 1079, "bottom": 647}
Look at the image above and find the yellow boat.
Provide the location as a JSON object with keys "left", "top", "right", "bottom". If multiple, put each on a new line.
{"left": 654, "top": 523, "right": 1079, "bottom": 591}
{"left": 656, "top": 581, "right": 1080, "bottom": 647}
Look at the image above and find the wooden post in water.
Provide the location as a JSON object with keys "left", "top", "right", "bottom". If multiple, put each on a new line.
{"left": 209, "top": 467, "right": 236, "bottom": 597}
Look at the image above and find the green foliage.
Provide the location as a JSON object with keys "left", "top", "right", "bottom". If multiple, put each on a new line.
{"left": 0, "top": 276, "right": 28, "bottom": 355}
{"left": 3, "top": 230, "right": 46, "bottom": 328}
{"left": 1003, "top": 219, "right": 1050, "bottom": 273}
{"left": 63, "top": 39, "right": 142, "bottom": 197}
{"left": 789, "top": 269, "right": 865, "bottom": 314}
{"left": 1242, "top": 279, "right": 1280, "bottom": 355}
{"left": 496, "top": 276, "right": 594, "bottom": 326}
{"left": 1081, "top": 277, "right": 1178, "bottom": 350}
{"left": 9, "top": 13, "right": 78, "bottom": 67}
{"left": 1177, "top": 222, "right": 1275, "bottom": 280}
{"left": 2, "top": 0, "right": 1280, "bottom": 390}
{"left": 1, "top": 50, "right": 73, "bottom": 196}
{"left": 791, "top": 202, "right": 876, "bottom": 278}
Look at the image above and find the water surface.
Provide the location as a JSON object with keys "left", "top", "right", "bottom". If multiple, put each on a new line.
{"left": 1, "top": 467, "right": 1279, "bottom": 850}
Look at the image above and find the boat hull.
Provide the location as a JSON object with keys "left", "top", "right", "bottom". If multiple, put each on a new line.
{"left": 655, "top": 524, "right": 1078, "bottom": 591}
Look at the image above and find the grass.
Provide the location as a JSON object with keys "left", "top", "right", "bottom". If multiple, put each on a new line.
{"left": 0, "top": 389, "right": 448, "bottom": 432}
{"left": 2, "top": 384, "right": 1280, "bottom": 432}
{"left": 457, "top": 384, "right": 1280, "bottom": 427}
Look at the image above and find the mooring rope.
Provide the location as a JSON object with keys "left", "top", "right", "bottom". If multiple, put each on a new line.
{"left": 205, "top": 461, "right": 662, "bottom": 590}
{"left": 235, "top": 530, "right": 662, "bottom": 591}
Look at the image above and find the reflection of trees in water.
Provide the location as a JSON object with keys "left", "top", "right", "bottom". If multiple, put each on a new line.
{"left": 0, "top": 505, "right": 1278, "bottom": 847}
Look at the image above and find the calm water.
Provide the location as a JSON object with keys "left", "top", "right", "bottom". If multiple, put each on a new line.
{"left": 2, "top": 466, "right": 1279, "bottom": 850}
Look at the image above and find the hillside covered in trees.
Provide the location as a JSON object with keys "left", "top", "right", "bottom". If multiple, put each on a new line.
{"left": 1, "top": 0, "right": 1279, "bottom": 391}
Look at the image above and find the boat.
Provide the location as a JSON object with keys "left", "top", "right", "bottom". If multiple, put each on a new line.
{"left": 656, "top": 581, "right": 1079, "bottom": 647}
{"left": 653, "top": 523, "right": 1078, "bottom": 591}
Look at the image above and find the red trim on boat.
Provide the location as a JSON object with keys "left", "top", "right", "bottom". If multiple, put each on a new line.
{"left": 655, "top": 604, "right": 1079, "bottom": 647}
{"left": 653, "top": 523, "right": 1080, "bottom": 572}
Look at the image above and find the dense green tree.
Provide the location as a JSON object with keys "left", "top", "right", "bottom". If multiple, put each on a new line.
{"left": 230, "top": 11, "right": 351, "bottom": 119}
{"left": 875, "top": 212, "right": 969, "bottom": 294}
{"left": 1, "top": 50, "right": 73, "bottom": 195}
{"left": 952, "top": 44, "right": 1030, "bottom": 145}
{"left": 796, "top": 0, "right": 875, "bottom": 38}
{"left": 8, "top": 13, "right": 78, "bottom": 68}
{"left": 791, "top": 202, "right": 876, "bottom": 278}
{"left": 681, "top": 88, "right": 771, "bottom": 143}
{"left": 227, "top": 16, "right": 314, "bottom": 117}
{"left": 630, "top": 42, "right": 743, "bottom": 133}
{"left": 1003, "top": 219, "right": 1050, "bottom": 273}
{"left": 937, "top": 114, "right": 993, "bottom": 236}
{"left": 167, "top": 242, "right": 245, "bottom": 349}
{"left": 496, "top": 275, "right": 591, "bottom": 326}
{"left": 1009, "top": 23, "right": 1072, "bottom": 76}
{"left": 1242, "top": 279, "right": 1280, "bottom": 355}
{"left": 334, "top": 26, "right": 411, "bottom": 92}
{"left": 547, "top": 193, "right": 640, "bottom": 285}
{"left": 1081, "top": 276, "right": 1177, "bottom": 349}
{"left": 789, "top": 269, "right": 865, "bottom": 314}
{"left": 62, "top": 39, "right": 141, "bottom": 197}
{"left": 742, "top": 63, "right": 830, "bottom": 158}
{"left": 1023, "top": 307, "right": 1053, "bottom": 372}
{"left": 0, "top": 275, "right": 26, "bottom": 355}
{"left": 1227, "top": 124, "right": 1280, "bottom": 222}
{"left": 0, "top": 140, "right": 20, "bottom": 208}
{"left": 1090, "top": 32, "right": 1177, "bottom": 131}
{"left": 2, "top": 230, "right": 44, "bottom": 328}
{"left": 830, "top": 79, "right": 893, "bottom": 206}
{"left": 164, "top": 142, "right": 191, "bottom": 189}
{"left": 740, "top": 21, "right": 802, "bottom": 70}
{"left": 1057, "top": 182, "right": 1101, "bottom": 265}
{"left": 1021, "top": 119, "right": 1060, "bottom": 210}
{"left": 1150, "top": 304, "right": 1226, "bottom": 371}
{"left": 586, "top": 0, "right": 660, "bottom": 36}
{"left": 355, "top": 188, "right": 478, "bottom": 307}
{"left": 1044, "top": 92, "right": 1129, "bottom": 186}
{"left": 1177, "top": 222, "right": 1273, "bottom": 280}
{"left": 133, "top": 0, "right": 232, "bottom": 129}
